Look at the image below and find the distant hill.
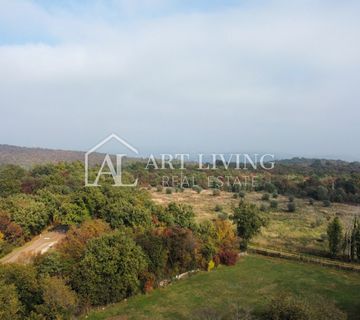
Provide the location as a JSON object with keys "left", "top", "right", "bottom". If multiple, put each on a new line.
{"left": 0, "top": 144, "right": 107, "bottom": 168}
{"left": 1, "top": 144, "right": 359, "bottom": 172}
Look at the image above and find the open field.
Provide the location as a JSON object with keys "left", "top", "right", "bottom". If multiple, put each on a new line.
{"left": 151, "top": 188, "right": 239, "bottom": 221}
{"left": 151, "top": 189, "right": 360, "bottom": 255}
{"left": 84, "top": 254, "right": 360, "bottom": 320}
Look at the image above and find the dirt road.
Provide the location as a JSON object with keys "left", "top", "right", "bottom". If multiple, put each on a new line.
{"left": 0, "top": 229, "right": 66, "bottom": 264}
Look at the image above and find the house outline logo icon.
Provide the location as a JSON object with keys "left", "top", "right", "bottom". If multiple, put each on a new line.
{"left": 85, "top": 133, "right": 139, "bottom": 187}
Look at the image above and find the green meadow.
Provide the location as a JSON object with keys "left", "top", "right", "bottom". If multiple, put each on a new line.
{"left": 85, "top": 254, "right": 360, "bottom": 320}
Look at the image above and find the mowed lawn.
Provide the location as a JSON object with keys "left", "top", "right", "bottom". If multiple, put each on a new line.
{"left": 84, "top": 255, "right": 360, "bottom": 320}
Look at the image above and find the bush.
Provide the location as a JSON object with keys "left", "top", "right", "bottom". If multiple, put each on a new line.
{"left": 218, "top": 249, "right": 238, "bottom": 266}
{"left": 264, "top": 182, "right": 277, "bottom": 194}
{"left": 265, "top": 294, "right": 312, "bottom": 320}
{"left": 214, "top": 204, "right": 223, "bottom": 212}
{"left": 217, "top": 212, "right": 229, "bottom": 220}
{"left": 287, "top": 202, "right": 296, "bottom": 212}
{"left": 166, "top": 188, "right": 173, "bottom": 195}
{"left": 309, "top": 198, "right": 314, "bottom": 205}
{"left": 264, "top": 294, "right": 346, "bottom": 320}
{"left": 289, "top": 196, "right": 295, "bottom": 202}
{"left": 323, "top": 200, "right": 331, "bottom": 207}
{"left": 270, "top": 200, "right": 278, "bottom": 209}
{"left": 156, "top": 185, "right": 163, "bottom": 192}
{"left": 166, "top": 203, "right": 195, "bottom": 228}
{"left": 272, "top": 192, "right": 278, "bottom": 199}
{"left": 212, "top": 189, "right": 221, "bottom": 196}
{"left": 238, "top": 191, "right": 246, "bottom": 198}
{"left": 262, "top": 193, "right": 270, "bottom": 201}
{"left": 192, "top": 185, "right": 202, "bottom": 194}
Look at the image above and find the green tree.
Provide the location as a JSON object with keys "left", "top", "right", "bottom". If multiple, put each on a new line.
{"left": 0, "top": 264, "right": 42, "bottom": 317}
{"left": 37, "top": 277, "right": 78, "bottom": 320}
{"left": 136, "top": 231, "right": 168, "bottom": 281}
{"left": 72, "top": 232, "right": 147, "bottom": 305}
{"left": 33, "top": 251, "right": 68, "bottom": 277}
{"left": 232, "top": 202, "right": 266, "bottom": 250}
{"left": 327, "top": 217, "right": 343, "bottom": 257}
{"left": 0, "top": 281, "right": 21, "bottom": 320}
{"left": 1, "top": 195, "right": 50, "bottom": 237}
{"left": 163, "top": 227, "right": 198, "bottom": 276}
{"left": 58, "top": 219, "right": 111, "bottom": 263}
{"left": 0, "top": 165, "right": 26, "bottom": 197}
{"left": 166, "top": 202, "right": 195, "bottom": 229}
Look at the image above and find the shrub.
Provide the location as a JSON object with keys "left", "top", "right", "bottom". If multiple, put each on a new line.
{"left": 207, "top": 260, "right": 215, "bottom": 272}
{"left": 214, "top": 204, "right": 223, "bottom": 212}
{"left": 270, "top": 200, "right": 278, "bottom": 209}
{"left": 166, "top": 203, "right": 195, "bottom": 228}
{"left": 218, "top": 249, "right": 238, "bottom": 266}
{"left": 166, "top": 188, "right": 173, "bottom": 195}
{"left": 287, "top": 202, "right": 296, "bottom": 212}
{"left": 238, "top": 191, "right": 246, "bottom": 198}
{"left": 289, "top": 196, "right": 295, "bottom": 202}
{"left": 309, "top": 198, "right": 314, "bottom": 205}
{"left": 264, "top": 293, "right": 346, "bottom": 320}
{"left": 218, "top": 212, "right": 229, "bottom": 220}
{"left": 272, "top": 192, "right": 278, "bottom": 198}
{"left": 264, "top": 294, "right": 314, "bottom": 320}
{"left": 140, "top": 272, "right": 155, "bottom": 294}
{"left": 323, "top": 200, "right": 331, "bottom": 207}
{"left": 192, "top": 185, "right": 202, "bottom": 194}
{"left": 264, "top": 182, "right": 277, "bottom": 194}
{"left": 212, "top": 189, "right": 221, "bottom": 196}
{"left": 156, "top": 185, "right": 163, "bottom": 192}
{"left": 262, "top": 193, "right": 270, "bottom": 201}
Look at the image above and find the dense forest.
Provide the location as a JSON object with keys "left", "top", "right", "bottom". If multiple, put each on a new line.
{"left": 0, "top": 162, "right": 244, "bottom": 319}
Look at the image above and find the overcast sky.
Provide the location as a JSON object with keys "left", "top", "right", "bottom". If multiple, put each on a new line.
{"left": 0, "top": 0, "right": 360, "bottom": 160}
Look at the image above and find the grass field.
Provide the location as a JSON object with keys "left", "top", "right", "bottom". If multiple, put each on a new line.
{"left": 84, "top": 254, "right": 360, "bottom": 320}
{"left": 151, "top": 189, "right": 360, "bottom": 255}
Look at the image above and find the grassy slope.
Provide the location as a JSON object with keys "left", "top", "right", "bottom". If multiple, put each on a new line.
{"left": 84, "top": 255, "right": 360, "bottom": 320}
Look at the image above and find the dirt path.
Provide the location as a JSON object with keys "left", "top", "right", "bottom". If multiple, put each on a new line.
{"left": 0, "top": 229, "right": 66, "bottom": 264}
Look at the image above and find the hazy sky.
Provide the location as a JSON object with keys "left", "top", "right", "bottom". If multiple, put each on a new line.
{"left": 0, "top": 0, "right": 360, "bottom": 160}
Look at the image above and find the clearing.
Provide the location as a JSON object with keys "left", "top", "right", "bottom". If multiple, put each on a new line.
{"left": 151, "top": 188, "right": 360, "bottom": 255}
